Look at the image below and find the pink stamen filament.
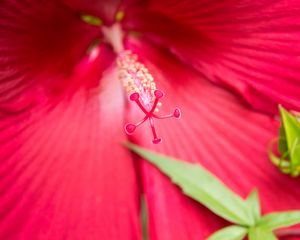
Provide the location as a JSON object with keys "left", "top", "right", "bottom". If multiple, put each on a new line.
{"left": 125, "top": 89, "right": 181, "bottom": 144}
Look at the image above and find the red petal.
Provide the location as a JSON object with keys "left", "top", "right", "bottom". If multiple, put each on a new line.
{"left": 63, "top": 0, "right": 142, "bottom": 25}
{"left": 0, "top": 63, "right": 141, "bottom": 239}
{"left": 125, "top": 1, "right": 300, "bottom": 114}
{"left": 0, "top": 0, "right": 99, "bottom": 103}
{"left": 126, "top": 40, "right": 300, "bottom": 239}
{"left": 57, "top": 44, "right": 115, "bottom": 97}
{"left": 63, "top": 0, "right": 121, "bottom": 24}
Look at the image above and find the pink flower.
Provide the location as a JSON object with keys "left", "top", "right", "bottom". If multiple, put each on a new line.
{"left": 1, "top": 0, "right": 300, "bottom": 239}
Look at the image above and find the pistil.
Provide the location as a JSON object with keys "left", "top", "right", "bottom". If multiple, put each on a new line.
{"left": 102, "top": 23, "right": 181, "bottom": 144}
{"left": 117, "top": 51, "right": 181, "bottom": 144}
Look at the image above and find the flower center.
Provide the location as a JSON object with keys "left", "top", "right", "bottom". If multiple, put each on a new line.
{"left": 102, "top": 23, "right": 181, "bottom": 144}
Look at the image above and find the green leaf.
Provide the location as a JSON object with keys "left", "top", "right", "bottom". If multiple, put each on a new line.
{"left": 246, "top": 190, "right": 261, "bottom": 222}
{"left": 257, "top": 211, "right": 300, "bottom": 230}
{"left": 81, "top": 14, "right": 103, "bottom": 26}
{"left": 278, "top": 121, "right": 288, "bottom": 155}
{"left": 278, "top": 106, "right": 300, "bottom": 176}
{"left": 207, "top": 225, "right": 247, "bottom": 240}
{"left": 248, "top": 227, "right": 277, "bottom": 240}
{"left": 126, "top": 143, "right": 255, "bottom": 226}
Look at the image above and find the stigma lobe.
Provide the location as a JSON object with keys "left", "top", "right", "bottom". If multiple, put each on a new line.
{"left": 117, "top": 50, "right": 181, "bottom": 144}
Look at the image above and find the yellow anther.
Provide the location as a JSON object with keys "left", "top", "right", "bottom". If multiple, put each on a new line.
{"left": 116, "top": 50, "right": 158, "bottom": 108}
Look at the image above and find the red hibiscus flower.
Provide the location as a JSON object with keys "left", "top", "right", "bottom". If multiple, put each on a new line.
{"left": 1, "top": 0, "right": 300, "bottom": 239}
